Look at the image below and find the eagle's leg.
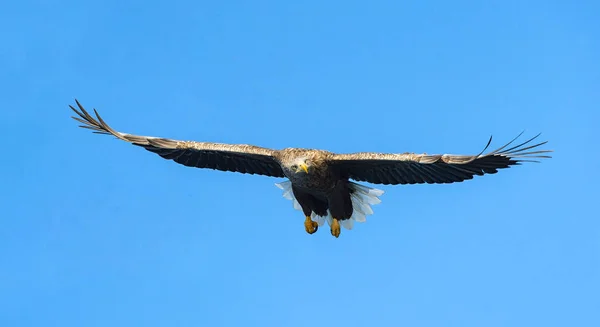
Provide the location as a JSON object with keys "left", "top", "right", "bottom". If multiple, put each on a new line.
{"left": 330, "top": 218, "right": 341, "bottom": 238}
{"left": 304, "top": 216, "right": 319, "bottom": 234}
{"left": 292, "top": 186, "right": 322, "bottom": 235}
{"left": 327, "top": 181, "right": 351, "bottom": 238}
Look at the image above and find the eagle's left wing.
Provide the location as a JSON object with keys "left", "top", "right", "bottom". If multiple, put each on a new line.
{"left": 70, "top": 100, "right": 285, "bottom": 177}
{"left": 328, "top": 133, "right": 552, "bottom": 185}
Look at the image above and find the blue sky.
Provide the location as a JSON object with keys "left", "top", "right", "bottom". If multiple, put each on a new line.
{"left": 1, "top": 0, "right": 598, "bottom": 326}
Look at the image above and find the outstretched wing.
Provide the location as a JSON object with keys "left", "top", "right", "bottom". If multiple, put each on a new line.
{"left": 70, "top": 100, "right": 285, "bottom": 177}
{"left": 329, "top": 133, "right": 552, "bottom": 185}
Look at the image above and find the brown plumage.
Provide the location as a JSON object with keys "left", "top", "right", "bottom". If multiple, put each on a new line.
{"left": 70, "top": 99, "right": 552, "bottom": 238}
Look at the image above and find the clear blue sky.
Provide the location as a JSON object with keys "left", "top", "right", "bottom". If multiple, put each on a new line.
{"left": 1, "top": 1, "right": 598, "bottom": 326}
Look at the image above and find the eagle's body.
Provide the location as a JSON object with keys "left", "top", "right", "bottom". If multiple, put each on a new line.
{"left": 70, "top": 100, "right": 552, "bottom": 237}
{"left": 275, "top": 149, "right": 356, "bottom": 233}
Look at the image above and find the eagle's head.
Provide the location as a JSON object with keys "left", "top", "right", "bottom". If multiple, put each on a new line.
{"left": 287, "top": 157, "right": 312, "bottom": 175}
{"left": 278, "top": 149, "right": 330, "bottom": 179}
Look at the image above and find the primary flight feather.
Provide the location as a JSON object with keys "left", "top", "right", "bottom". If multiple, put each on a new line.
{"left": 70, "top": 100, "right": 552, "bottom": 237}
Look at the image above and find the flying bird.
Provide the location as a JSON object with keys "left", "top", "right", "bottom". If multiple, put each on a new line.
{"left": 70, "top": 100, "right": 552, "bottom": 238}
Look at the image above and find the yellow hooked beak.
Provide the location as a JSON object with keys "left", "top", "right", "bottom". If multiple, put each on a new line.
{"left": 298, "top": 163, "right": 309, "bottom": 174}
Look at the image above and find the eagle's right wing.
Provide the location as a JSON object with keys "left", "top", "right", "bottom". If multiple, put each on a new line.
{"left": 70, "top": 100, "right": 285, "bottom": 177}
{"left": 329, "top": 133, "right": 552, "bottom": 185}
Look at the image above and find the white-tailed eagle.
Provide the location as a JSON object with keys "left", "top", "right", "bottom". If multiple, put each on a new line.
{"left": 70, "top": 100, "right": 552, "bottom": 238}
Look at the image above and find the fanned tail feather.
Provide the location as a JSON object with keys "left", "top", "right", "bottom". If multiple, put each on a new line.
{"left": 275, "top": 182, "right": 302, "bottom": 210}
{"left": 275, "top": 180, "right": 384, "bottom": 230}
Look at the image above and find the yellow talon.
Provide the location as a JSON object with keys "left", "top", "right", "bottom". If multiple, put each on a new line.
{"left": 330, "top": 218, "right": 341, "bottom": 238}
{"left": 304, "top": 216, "right": 318, "bottom": 234}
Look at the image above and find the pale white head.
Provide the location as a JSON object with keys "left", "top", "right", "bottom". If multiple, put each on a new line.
{"left": 277, "top": 149, "right": 328, "bottom": 180}
{"left": 287, "top": 156, "right": 311, "bottom": 175}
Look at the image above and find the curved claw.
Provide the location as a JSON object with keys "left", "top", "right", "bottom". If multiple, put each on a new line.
{"left": 330, "top": 218, "right": 341, "bottom": 238}
{"left": 304, "top": 216, "right": 319, "bottom": 234}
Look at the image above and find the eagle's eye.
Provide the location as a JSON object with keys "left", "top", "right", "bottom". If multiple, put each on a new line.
{"left": 291, "top": 164, "right": 298, "bottom": 170}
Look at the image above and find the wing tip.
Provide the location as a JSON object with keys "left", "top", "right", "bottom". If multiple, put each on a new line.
{"left": 69, "top": 99, "right": 127, "bottom": 141}
{"left": 482, "top": 131, "right": 552, "bottom": 162}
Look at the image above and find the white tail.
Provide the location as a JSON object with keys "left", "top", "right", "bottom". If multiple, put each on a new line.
{"left": 274, "top": 180, "right": 384, "bottom": 230}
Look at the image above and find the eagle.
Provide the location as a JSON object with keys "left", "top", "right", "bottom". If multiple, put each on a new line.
{"left": 70, "top": 100, "right": 552, "bottom": 238}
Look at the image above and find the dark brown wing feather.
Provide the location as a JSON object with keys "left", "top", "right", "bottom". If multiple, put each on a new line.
{"left": 70, "top": 99, "right": 284, "bottom": 177}
{"left": 329, "top": 132, "right": 552, "bottom": 185}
